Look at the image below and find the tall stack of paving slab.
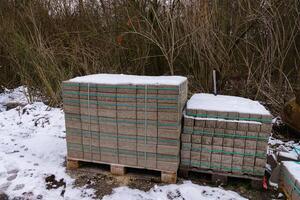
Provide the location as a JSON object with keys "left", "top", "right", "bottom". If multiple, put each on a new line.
{"left": 181, "top": 94, "right": 272, "bottom": 178}
{"left": 62, "top": 74, "right": 187, "bottom": 178}
{"left": 280, "top": 161, "right": 300, "bottom": 200}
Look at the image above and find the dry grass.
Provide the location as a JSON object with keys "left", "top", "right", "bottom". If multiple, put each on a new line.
{"left": 0, "top": 0, "right": 299, "bottom": 114}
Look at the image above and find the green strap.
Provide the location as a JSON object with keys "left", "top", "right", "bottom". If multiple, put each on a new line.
{"left": 88, "top": 83, "right": 93, "bottom": 161}
{"left": 143, "top": 85, "right": 149, "bottom": 166}
{"left": 67, "top": 128, "right": 179, "bottom": 145}
{"left": 67, "top": 143, "right": 179, "bottom": 160}
{"left": 184, "top": 128, "right": 268, "bottom": 141}
{"left": 63, "top": 99, "right": 178, "bottom": 110}
{"left": 181, "top": 144, "right": 266, "bottom": 158}
{"left": 65, "top": 113, "right": 180, "bottom": 127}
{"left": 293, "top": 146, "right": 300, "bottom": 156}
{"left": 186, "top": 113, "right": 272, "bottom": 123}
{"left": 63, "top": 91, "right": 178, "bottom": 101}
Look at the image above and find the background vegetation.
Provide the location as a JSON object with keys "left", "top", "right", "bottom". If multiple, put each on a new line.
{"left": 0, "top": 0, "right": 299, "bottom": 114}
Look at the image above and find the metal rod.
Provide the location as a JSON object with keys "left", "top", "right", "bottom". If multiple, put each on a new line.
{"left": 213, "top": 69, "right": 217, "bottom": 95}
{"left": 296, "top": 68, "right": 300, "bottom": 105}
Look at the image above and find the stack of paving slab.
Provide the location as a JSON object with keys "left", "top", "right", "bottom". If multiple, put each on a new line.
{"left": 181, "top": 94, "right": 272, "bottom": 177}
{"left": 280, "top": 161, "right": 300, "bottom": 200}
{"left": 62, "top": 74, "right": 188, "bottom": 173}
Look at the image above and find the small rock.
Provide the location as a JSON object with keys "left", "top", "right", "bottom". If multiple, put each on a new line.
{"left": 45, "top": 174, "right": 66, "bottom": 190}
{"left": 22, "top": 108, "right": 27, "bottom": 115}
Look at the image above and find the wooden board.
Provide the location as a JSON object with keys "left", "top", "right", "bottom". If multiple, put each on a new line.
{"left": 67, "top": 158, "right": 177, "bottom": 184}
{"left": 178, "top": 166, "right": 263, "bottom": 189}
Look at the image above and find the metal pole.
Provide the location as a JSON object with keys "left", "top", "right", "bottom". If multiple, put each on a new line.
{"left": 296, "top": 68, "right": 300, "bottom": 105}
{"left": 213, "top": 69, "right": 217, "bottom": 95}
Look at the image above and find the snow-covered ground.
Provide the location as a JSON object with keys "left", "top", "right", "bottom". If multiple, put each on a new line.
{"left": 268, "top": 137, "right": 300, "bottom": 161}
{"left": 0, "top": 86, "right": 29, "bottom": 112}
{"left": 102, "top": 182, "right": 247, "bottom": 200}
{"left": 0, "top": 90, "right": 95, "bottom": 199}
{"left": 0, "top": 87, "right": 247, "bottom": 200}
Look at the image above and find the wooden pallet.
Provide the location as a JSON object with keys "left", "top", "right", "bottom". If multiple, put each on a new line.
{"left": 67, "top": 158, "right": 177, "bottom": 184}
{"left": 178, "top": 166, "right": 264, "bottom": 189}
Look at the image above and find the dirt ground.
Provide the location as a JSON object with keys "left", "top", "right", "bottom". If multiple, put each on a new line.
{"left": 67, "top": 162, "right": 284, "bottom": 200}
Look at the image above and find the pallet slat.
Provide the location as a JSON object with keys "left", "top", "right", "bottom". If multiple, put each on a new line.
{"left": 67, "top": 159, "right": 177, "bottom": 183}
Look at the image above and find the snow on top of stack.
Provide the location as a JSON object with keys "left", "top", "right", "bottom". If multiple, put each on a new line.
{"left": 67, "top": 74, "right": 187, "bottom": 85}
{"left": 187, "top": 93, "right": 270, "bottom": 115}
{"left": 283, "top": 161, "right": 300, "bottom": 181}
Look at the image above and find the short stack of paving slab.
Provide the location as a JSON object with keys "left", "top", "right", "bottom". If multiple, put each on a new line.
{"left": 62, "top": 74, "right": 187, "bottom": 174}
{"left": 181, "top": 93, "right": 272, "bottom": 177}
{"left": 280, "top": 161, "right": 300, "bottom": 200}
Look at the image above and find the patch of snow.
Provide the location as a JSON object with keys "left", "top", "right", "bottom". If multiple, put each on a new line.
{"left": 268, "top": 137, "right": 300, "bottom": 160}
{"left": 0, "top": 86, "right": 29, "bottom": 112}
{"left": 265, "top": 164, "right": 272, "bottom": 172}
{"left": 277, "top": 193, "right": 284, "bottom": 198}
{"left": 0, "top": 102, "right": 94, "bottom": 199}
{"left": 279, "top": 151, "right": 299, "bottom": 161}
{"left": 187, "top": 93, "right": 270, "bottom": 115}
{"left": 102, "top": 181, "right": 247, "bottom": 200}
{"left": 268, "top": 136, "right": 300, "bottom": 165}
{"left": 272, "top": 117, "right": 281, "bottom": 124}
{"left": 268, "top": 180, "right": 278, "bottom": 189}
{"left": 268, "top": 137, "right": 285, "bottom": 146}
{"left": 67, "top": 74, "right": 187, "bottom": 85}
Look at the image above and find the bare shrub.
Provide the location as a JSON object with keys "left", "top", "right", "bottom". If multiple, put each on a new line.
{"left": 0, "top": 0, "right": 299, "bottom": 114}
